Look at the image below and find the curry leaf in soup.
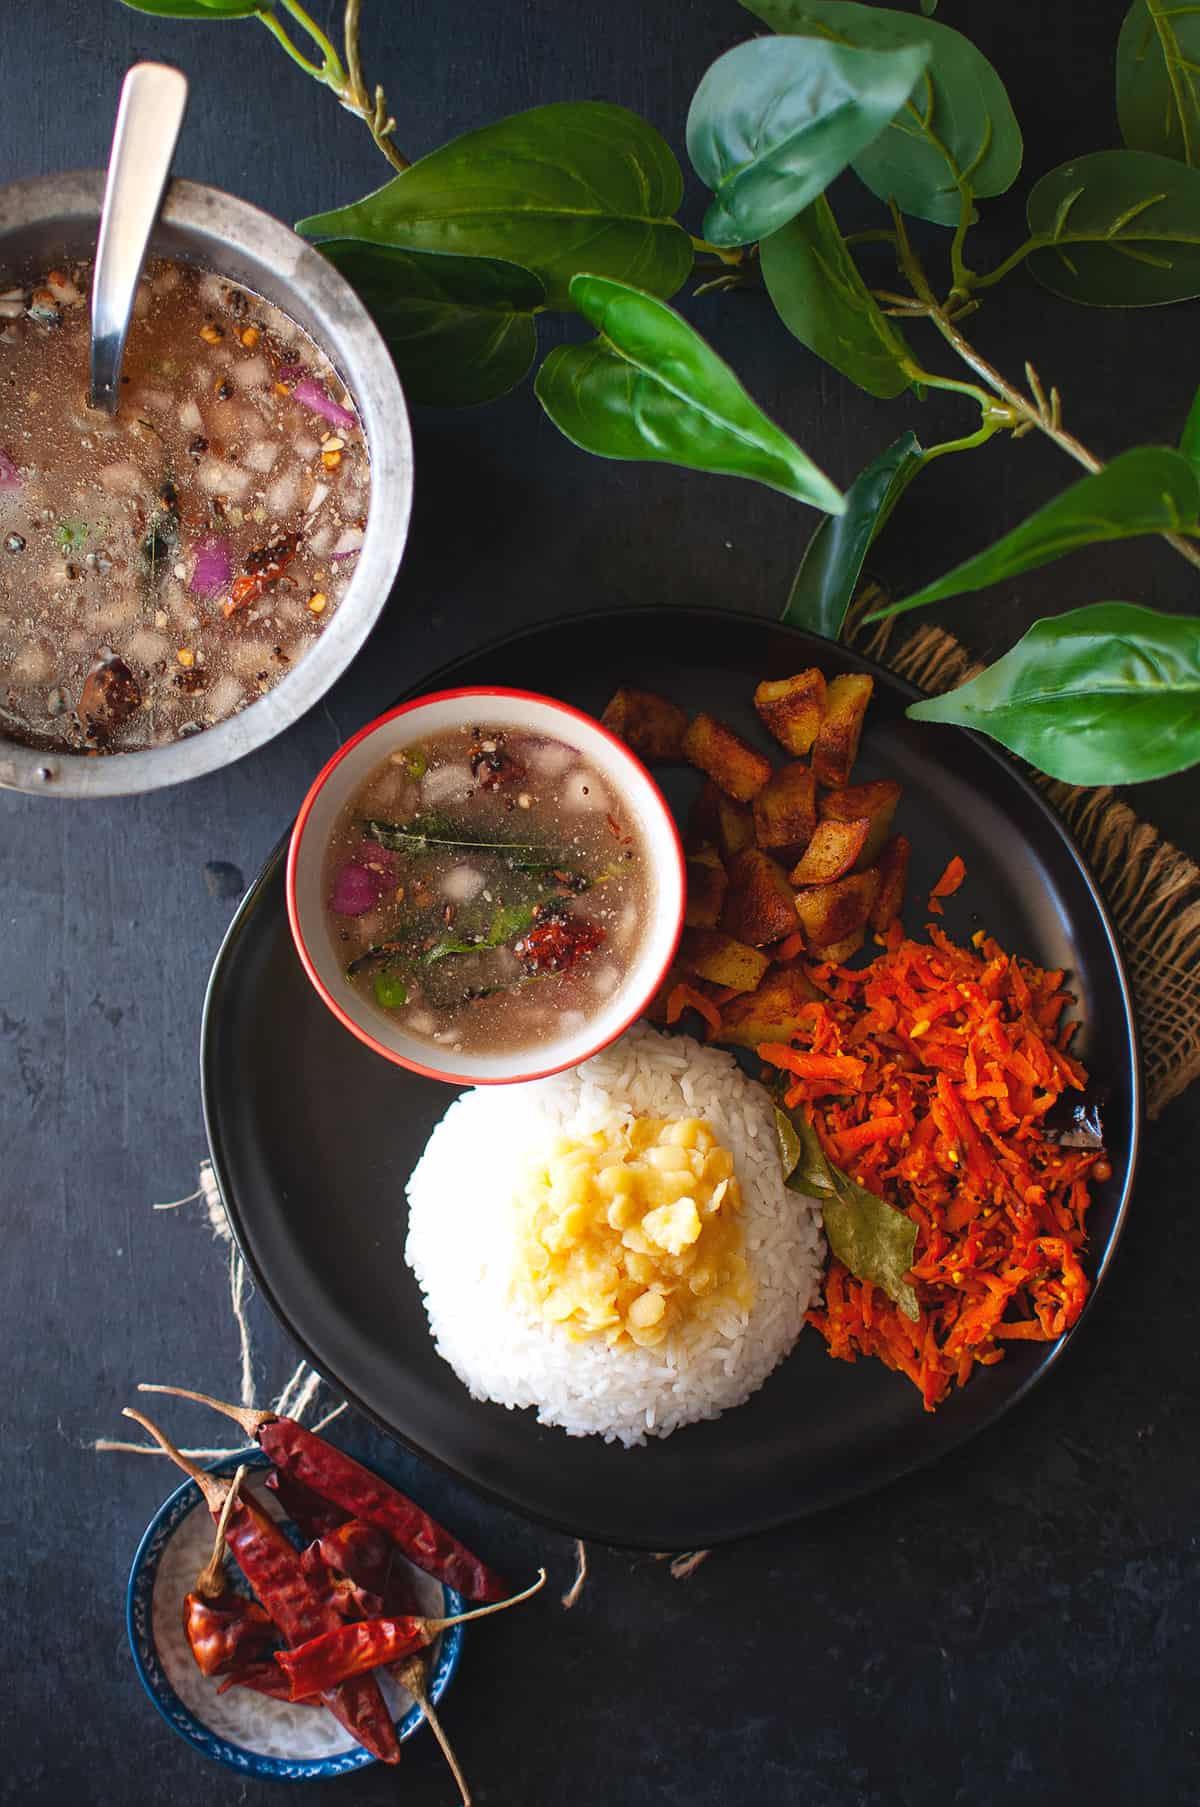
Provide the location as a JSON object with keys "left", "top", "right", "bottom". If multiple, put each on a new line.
{"left": 760, "top": 197, "right": 914, "bottom": 399}
{"left": 1117, "top": 0, "right": 1200, "bottom": 167}
{"left": 686, "top": 35, "right": 930, "bottom": 247}
{"left": 784, "top": 431, "right": 924, "bottom": 638}
{"left": 296, "top": 103, "right": 694, "bottom": 310}
{"left": 315, "top": 242, "right": 545, "bottom": 408}
{"left": 535, "top": 275, "right": 846, "bottom": 512}
{"left": 740, "top": 0, "right": 1022, "bottom": 224}
{"left": 907, "top": 603, "right": 1200, "bottom": 785}
{"left": 1025, "top": 150, "right": 1200, "bottom": 305}
{"left": 874, "top": 447, "right": 1200, "bottom": 617}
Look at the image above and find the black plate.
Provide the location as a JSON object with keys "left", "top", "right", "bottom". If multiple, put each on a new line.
{"left": 202, "top": 608, "right": 1139, "bottom": 1549}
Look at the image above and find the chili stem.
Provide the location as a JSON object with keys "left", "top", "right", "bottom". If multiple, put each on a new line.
{"left": 423, "top": 1569, "right": 547, "bottom": 1634}
{"left": 121, "top": 1408, "right": 227, "bottom": 1515}
{"left": 396, "top": 1655, "right": 472, "bottom": 1807}
{"left": 195, "top": 1464, "right": 248, "bottom": 1600}
{"left": 137, "top": 1381, "right": 273, "bottom": 1440}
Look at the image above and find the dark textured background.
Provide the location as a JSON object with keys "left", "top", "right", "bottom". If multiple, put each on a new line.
{"left": 2, "top": 2, "right": 1196, "bottom": 1802}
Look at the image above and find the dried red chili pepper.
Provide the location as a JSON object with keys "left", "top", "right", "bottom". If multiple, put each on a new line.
{"left": 314, "top": 1519, "right": 421, "bottom": 1619}
{"left": 183, "top": 1590, "right": 276, "bottom": 1678}
{"left": 139, "top": 1384, "right": 509, "bottom": 1603}
{"left": 217, "top": 1660, "right": 319, "bottom": 1705}
{"left": 123, "top": 1409, "right": 400, "bottom": 1766}
{"left": 265, "top": 1465, "right": 350, "bottom": 1541}
{"left": 222, "top": 531, "right": 301, "bottom": 618}
{"left": 275, "top": 1570, "right": 546, "bottom": 1701}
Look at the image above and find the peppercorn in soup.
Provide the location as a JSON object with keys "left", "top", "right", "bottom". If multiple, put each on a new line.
{"left": 324, "top": 724, "right": 653, "bottom": 1057}
{"left": 0, "top": 260, "right": 369, "bottom": 752}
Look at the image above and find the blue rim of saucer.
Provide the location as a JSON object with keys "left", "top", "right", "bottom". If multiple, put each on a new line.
{"left": 127, "top": 1449, "right": 464, "bottom": 1779}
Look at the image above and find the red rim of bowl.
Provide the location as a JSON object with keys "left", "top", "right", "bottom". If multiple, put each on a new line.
{"left": 285, "top": 686, "right": 687, "bottom": 1086}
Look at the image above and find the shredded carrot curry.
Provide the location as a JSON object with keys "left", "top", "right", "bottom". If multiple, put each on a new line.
{"left": 758, "top": 916, "right": 1107, "bottom": 1410}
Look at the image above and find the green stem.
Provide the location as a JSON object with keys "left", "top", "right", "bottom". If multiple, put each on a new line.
{"left": 947, "top": 185, "right": 975, "bottom": 304}
{"left": 899, "top": 357, "right": 992, "bottom": 409}
{"left": 843, "top": 228, "right": 900, "bottom": 248}
{"left": 278, "top": 0, "right": 345, "bottom": 79}
{"left": 920, "top": 413, "right": 1006, "bottom": 464}
{"left": 970, "top": 235, "right": 1044, "bottom": 292}
{"left": 690, "top": 235, "right": 745, "bottom": 266}
{"left": 257, "top": 10, "right": 323, "bottom": 79}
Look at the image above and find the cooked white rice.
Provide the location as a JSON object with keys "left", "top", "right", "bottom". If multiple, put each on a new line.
{"left": 405, "top": 1022, "right": 824, "bottom": 1446}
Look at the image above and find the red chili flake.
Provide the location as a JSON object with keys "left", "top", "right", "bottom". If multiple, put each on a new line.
{"left": 513, "top": 916, "right": 605, "bottom": 976}
{"left": 223, "top": 532, "right": 302, "bottom": 619}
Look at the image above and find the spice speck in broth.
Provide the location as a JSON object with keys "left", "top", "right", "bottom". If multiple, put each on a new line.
{"left": 0, "top": 260, "right": 369, "bottom": 754}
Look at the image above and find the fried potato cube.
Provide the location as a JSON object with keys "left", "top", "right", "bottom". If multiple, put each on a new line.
{"left": 687, "top": 781, "right": 755, "bottom": 862}
{"left": 685, "top": 846, "right": 729, "bottom": 929}
{"left": 754, "top": 669, "right": 827, "bottom": 756}
{"left": 870, "top": 834, "right": 911, "bottom": 932}
{"left": 752, "top": 762, "right": 817, "bottom": 859}
{"left": 679, "top": 929, "right": 770, "bottom": 994}
{"left": 721, "top": 847, "right": 800, "bottom": 946}
{"left": 788, "top": 817, "right": 870, "bottom": 886}
{"left": 811, "top": 674, "right": 874, "bottom": 787}
{"left": 718, "top": 965, "right": 822, "bottom": 1050}
{"left": 601, "top": 687, "right": 688, "bottom": 761}
{"left": 682, "top": 712, "right": 773, "bottom": 801}
{"left": 793, "top": 868, "right": 881, "bottom": 949}
{"left": 819, "top": 779, "right": 901, "bottom": 869}
{"left": 811, "top": 927, "right": 867, "bottom": 965}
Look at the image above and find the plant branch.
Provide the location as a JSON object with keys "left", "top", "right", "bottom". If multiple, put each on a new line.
{"left": 886, "top": 203, "right": 1200, "bottom": 575}
{"left": 258, "top": 0, "right": 409, "bottom": 172}
{"left": 969, "top": 235, "right": 1044, "bottom": 292}
{"left": 947, "top": 184, "right": 975, "bottom": 305}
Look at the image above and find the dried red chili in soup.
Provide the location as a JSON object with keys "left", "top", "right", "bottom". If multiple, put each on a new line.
{"left": 0, "top": 260, "right": 369, "bottom": 753}
{"left": 323, "top": 724, "right": 653, "bottom": 1057}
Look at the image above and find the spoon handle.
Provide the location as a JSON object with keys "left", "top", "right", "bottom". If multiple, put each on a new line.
{"left": 89, "top": 62, "right": 189, "bottom": 414}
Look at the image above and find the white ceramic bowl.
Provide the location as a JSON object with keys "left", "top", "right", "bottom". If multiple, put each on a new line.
{"left": 286, "top": 687, "right": 685, "bottom": 1085}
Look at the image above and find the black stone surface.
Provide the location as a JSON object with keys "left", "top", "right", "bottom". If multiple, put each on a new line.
{"left": 1, "top": 3, "right": 1195, "bottom": 1802}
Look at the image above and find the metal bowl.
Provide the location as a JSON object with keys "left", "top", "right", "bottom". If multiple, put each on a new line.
{"left": 0, "top": 171, "right": 413, "bottom": 798}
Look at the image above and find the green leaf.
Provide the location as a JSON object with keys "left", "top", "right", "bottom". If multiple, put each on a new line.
{"left": 759, "top": 195, "right": 913, "bottom": 398}
{"left": 741, "top": 0, "right": 1022, "bottom": 224}
{"left": 424, "top": 900, "right": 536, "bottom": 964}
{"left": 1026, "top": 149, "right": 1200, "bottom": 306}
{"left": 297, "top": 102, "right": 693, "bottom": 310}
{"left": 1118, "top": 0, "right": 1200, "bottom": 167}
{"left": 907, "top": 603, "right": 1200, "bottom": 784}
{"left": 784, "top": 431, "right": 924, "bottom": 636}
{"left": 878, "top": 447, "right": 1200, "bottom": 617}
{"left": 315, "top": 241, "right": 544, "bottom": 407}
{"left": 779, "top": 1100, "right": 919, "bottom": 1319}
{"left": 1181, "top": 383, "right": 1200, "bottom": 474}
{"left": 116, "top": 0, "right": 265, "bottom": 13}
{"left": 687, "top": 35, "right": 930, "bottom": 247}
{"left": 775, "top": 1105, "right": 804, "bottom": 1180}
{"left": 535, "top": 274, "right": 846, "bottom": 511}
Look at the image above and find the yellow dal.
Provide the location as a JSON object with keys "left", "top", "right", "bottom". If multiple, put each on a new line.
{"left": 511, "top": 1116, "right": 753, "bottom": 1348}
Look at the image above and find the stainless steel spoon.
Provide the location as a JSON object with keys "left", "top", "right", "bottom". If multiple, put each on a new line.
{"left": 89, "top": 62, "right": 189, "bottom": 414}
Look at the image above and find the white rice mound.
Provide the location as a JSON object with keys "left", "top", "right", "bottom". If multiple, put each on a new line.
{"left": 404, "top": 1022, "right": 825, "bottom": 1447}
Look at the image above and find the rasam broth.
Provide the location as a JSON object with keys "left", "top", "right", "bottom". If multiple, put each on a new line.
{"left": 0, "top": 259, "right": 368, "bottom": 753}
{"left": 324, "top": 724, "right": 653, "bottom": 1056}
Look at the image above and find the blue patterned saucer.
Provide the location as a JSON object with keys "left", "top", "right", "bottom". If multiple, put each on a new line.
{"left": 127, "top": 1449, "right": 463, "bottom": 1779}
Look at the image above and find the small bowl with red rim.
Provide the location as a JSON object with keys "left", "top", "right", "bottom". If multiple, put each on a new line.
{"left": 286, "top": 686, "right": 686, "bottom": 1086}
